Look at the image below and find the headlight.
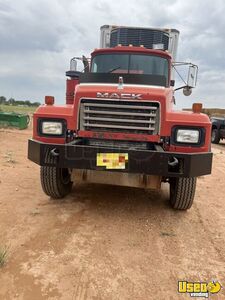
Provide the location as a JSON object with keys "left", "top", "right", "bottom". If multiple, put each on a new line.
{"left": 176, "top": 129, "right": 200, "bottom": 144}
{"left": 42, "top": 121, "right": 63, "bottom": 135}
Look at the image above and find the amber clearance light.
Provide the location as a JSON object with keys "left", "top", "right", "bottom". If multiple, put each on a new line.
{"left": 192, "top": 103, "right": 202, "bottom": 113}
{"left": 45, "top": 96, "right": 55, "bottom": 105}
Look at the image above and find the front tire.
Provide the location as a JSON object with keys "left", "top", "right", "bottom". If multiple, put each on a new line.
{"left": 40, "top": 151, "right": 73, "bottom": 199}
{"left": 211, "top": 128, "right": 220, "bottom": 144}
{"left": 170, "top": 176, "right": 197, "bottom": 210}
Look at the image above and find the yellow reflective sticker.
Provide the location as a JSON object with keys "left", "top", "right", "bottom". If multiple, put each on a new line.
{"left": 96, "top": 153, "right": 128, "bottom": 169}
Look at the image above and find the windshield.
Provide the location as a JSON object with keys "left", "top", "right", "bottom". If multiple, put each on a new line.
{"left": 91, "top": 53, "right": 169, "bottom": 84}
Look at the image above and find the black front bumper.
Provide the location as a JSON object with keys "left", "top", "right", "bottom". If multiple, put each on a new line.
{"left": 28, "top": 139, "right": 213, "bottom": 178}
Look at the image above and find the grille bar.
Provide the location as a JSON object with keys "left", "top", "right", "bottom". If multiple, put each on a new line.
{"left": 84, "top": 109, "right": 156, "bottom": 117}
{"left": 84, "top": 116, "right": 156, "bottom": 124}
{"left": 84, "top": 103, "right": 157, "bottom": 110}
{"left": 84, "top": 123, "right": 155, "bottom": 131}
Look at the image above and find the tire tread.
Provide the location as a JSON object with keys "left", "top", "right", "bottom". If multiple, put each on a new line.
{"left": 40, "top": 151, "right": 72, "bottom": 199}
{"left": 170, "top": 176, "right": 197, "bottom": 210}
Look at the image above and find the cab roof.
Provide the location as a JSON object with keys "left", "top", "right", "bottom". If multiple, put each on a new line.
{"left": 91, "top": 46, "right": 172, "bottom": 59}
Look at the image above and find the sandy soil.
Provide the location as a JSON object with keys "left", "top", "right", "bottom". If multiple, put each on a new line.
{"left": 0, "top": 128, "right": 224, "bottom": 300}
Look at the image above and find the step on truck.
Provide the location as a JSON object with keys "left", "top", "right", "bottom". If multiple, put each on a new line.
{"left": 28, "top": 25, "right": 213, "bottom": 210}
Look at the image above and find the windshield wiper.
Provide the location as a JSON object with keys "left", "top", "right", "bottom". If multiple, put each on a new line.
{"left": 107, "top": 66, "right": 121, "bottom": 73}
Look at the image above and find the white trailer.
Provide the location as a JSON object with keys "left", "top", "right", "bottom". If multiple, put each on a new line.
{"left": 99, "top": 25, "right": 179, "bottom": 61}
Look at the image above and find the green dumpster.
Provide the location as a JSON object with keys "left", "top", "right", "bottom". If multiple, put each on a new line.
{"left": 0, "top": 112, "right": 30, "bottom": 130}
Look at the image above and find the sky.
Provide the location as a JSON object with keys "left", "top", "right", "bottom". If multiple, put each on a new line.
{"left": 0, "top": 0, "right": 225, "bottom": 109}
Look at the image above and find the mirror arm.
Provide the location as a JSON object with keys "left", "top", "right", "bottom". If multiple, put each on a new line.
{"left": 174, "top": 85, "right": 187, "bottom": 92}
{"left": 82, "top": 55, "right": 90, "bottom": 73}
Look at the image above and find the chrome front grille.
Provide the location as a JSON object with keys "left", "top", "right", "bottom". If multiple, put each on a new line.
{"left": 79, "top": 98, "right": 160, "bottom": 135}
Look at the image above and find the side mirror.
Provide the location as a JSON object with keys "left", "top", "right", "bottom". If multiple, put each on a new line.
{"left": 187, "top": 65, "right": 198, "bottom": 88}
{"left": 173, "top": 62, "right": 198, "bottom": 96}
{"left": 183, "top": 86, "right": 192, "bottom": 96}
{"left": 70, "top": 58, "right": 77, "bottom": 71}
{"left": 69, "top": 56, "right": 90, "bottom": 73}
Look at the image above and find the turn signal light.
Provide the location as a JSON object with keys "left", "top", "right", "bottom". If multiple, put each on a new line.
{"left": 45, "top": 96, "right": 55, "bottom": 105}
{"left": 192, "top": 103, "right": 202, "bottom": 113}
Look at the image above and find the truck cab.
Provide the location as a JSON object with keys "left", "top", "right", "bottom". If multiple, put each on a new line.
{"left": 28, "top": 25, "right": 213, "bottom": 210}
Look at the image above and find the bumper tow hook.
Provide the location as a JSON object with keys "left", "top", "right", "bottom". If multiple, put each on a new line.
{"left": 50, "top": 148, "right": 59, "bottom": 157}
{"left": 168, "top": 156, "right": 179, "bottom": 167}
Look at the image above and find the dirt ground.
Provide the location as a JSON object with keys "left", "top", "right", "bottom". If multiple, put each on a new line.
{"left": 0, "top": 128, "right": 224, "bottom": 300}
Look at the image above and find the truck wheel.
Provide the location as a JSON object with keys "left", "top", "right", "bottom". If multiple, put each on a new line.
{"left": 169, "top": 176, "right": 197, "bottom": 210}
{"left": 40, "top": 151, "right": 73, "bottom": 199}
{"left": 211, "top": 129, "right": 220, "bottom": 144}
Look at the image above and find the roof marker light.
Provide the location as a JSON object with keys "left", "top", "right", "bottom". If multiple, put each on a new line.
{"left": 153, "top": 43, "right": 164, "bottom": 50}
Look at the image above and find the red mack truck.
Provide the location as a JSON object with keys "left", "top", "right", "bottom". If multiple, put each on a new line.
{"left": 28, "top": 25, "right": 213, "bottom": 210}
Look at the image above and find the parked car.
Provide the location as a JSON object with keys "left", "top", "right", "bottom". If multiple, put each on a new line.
{"left": 211, "top": 117, "right": 225, "bottom": 144}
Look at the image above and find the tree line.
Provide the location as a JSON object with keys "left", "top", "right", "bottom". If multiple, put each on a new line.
{"left": 0, "top": 96, "right": 41, "bottom": 107}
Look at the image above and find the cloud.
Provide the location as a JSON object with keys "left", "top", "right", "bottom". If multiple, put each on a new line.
{"left": 0, "top": 0, "right": 224, "bottom": 108}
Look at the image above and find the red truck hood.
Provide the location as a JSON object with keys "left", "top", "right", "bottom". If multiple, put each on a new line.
{"left": 75, "top": 83, "right": 173, "bottom": 103}
{"left": 74, "top": 82, "right": 173, "bottom": 120}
